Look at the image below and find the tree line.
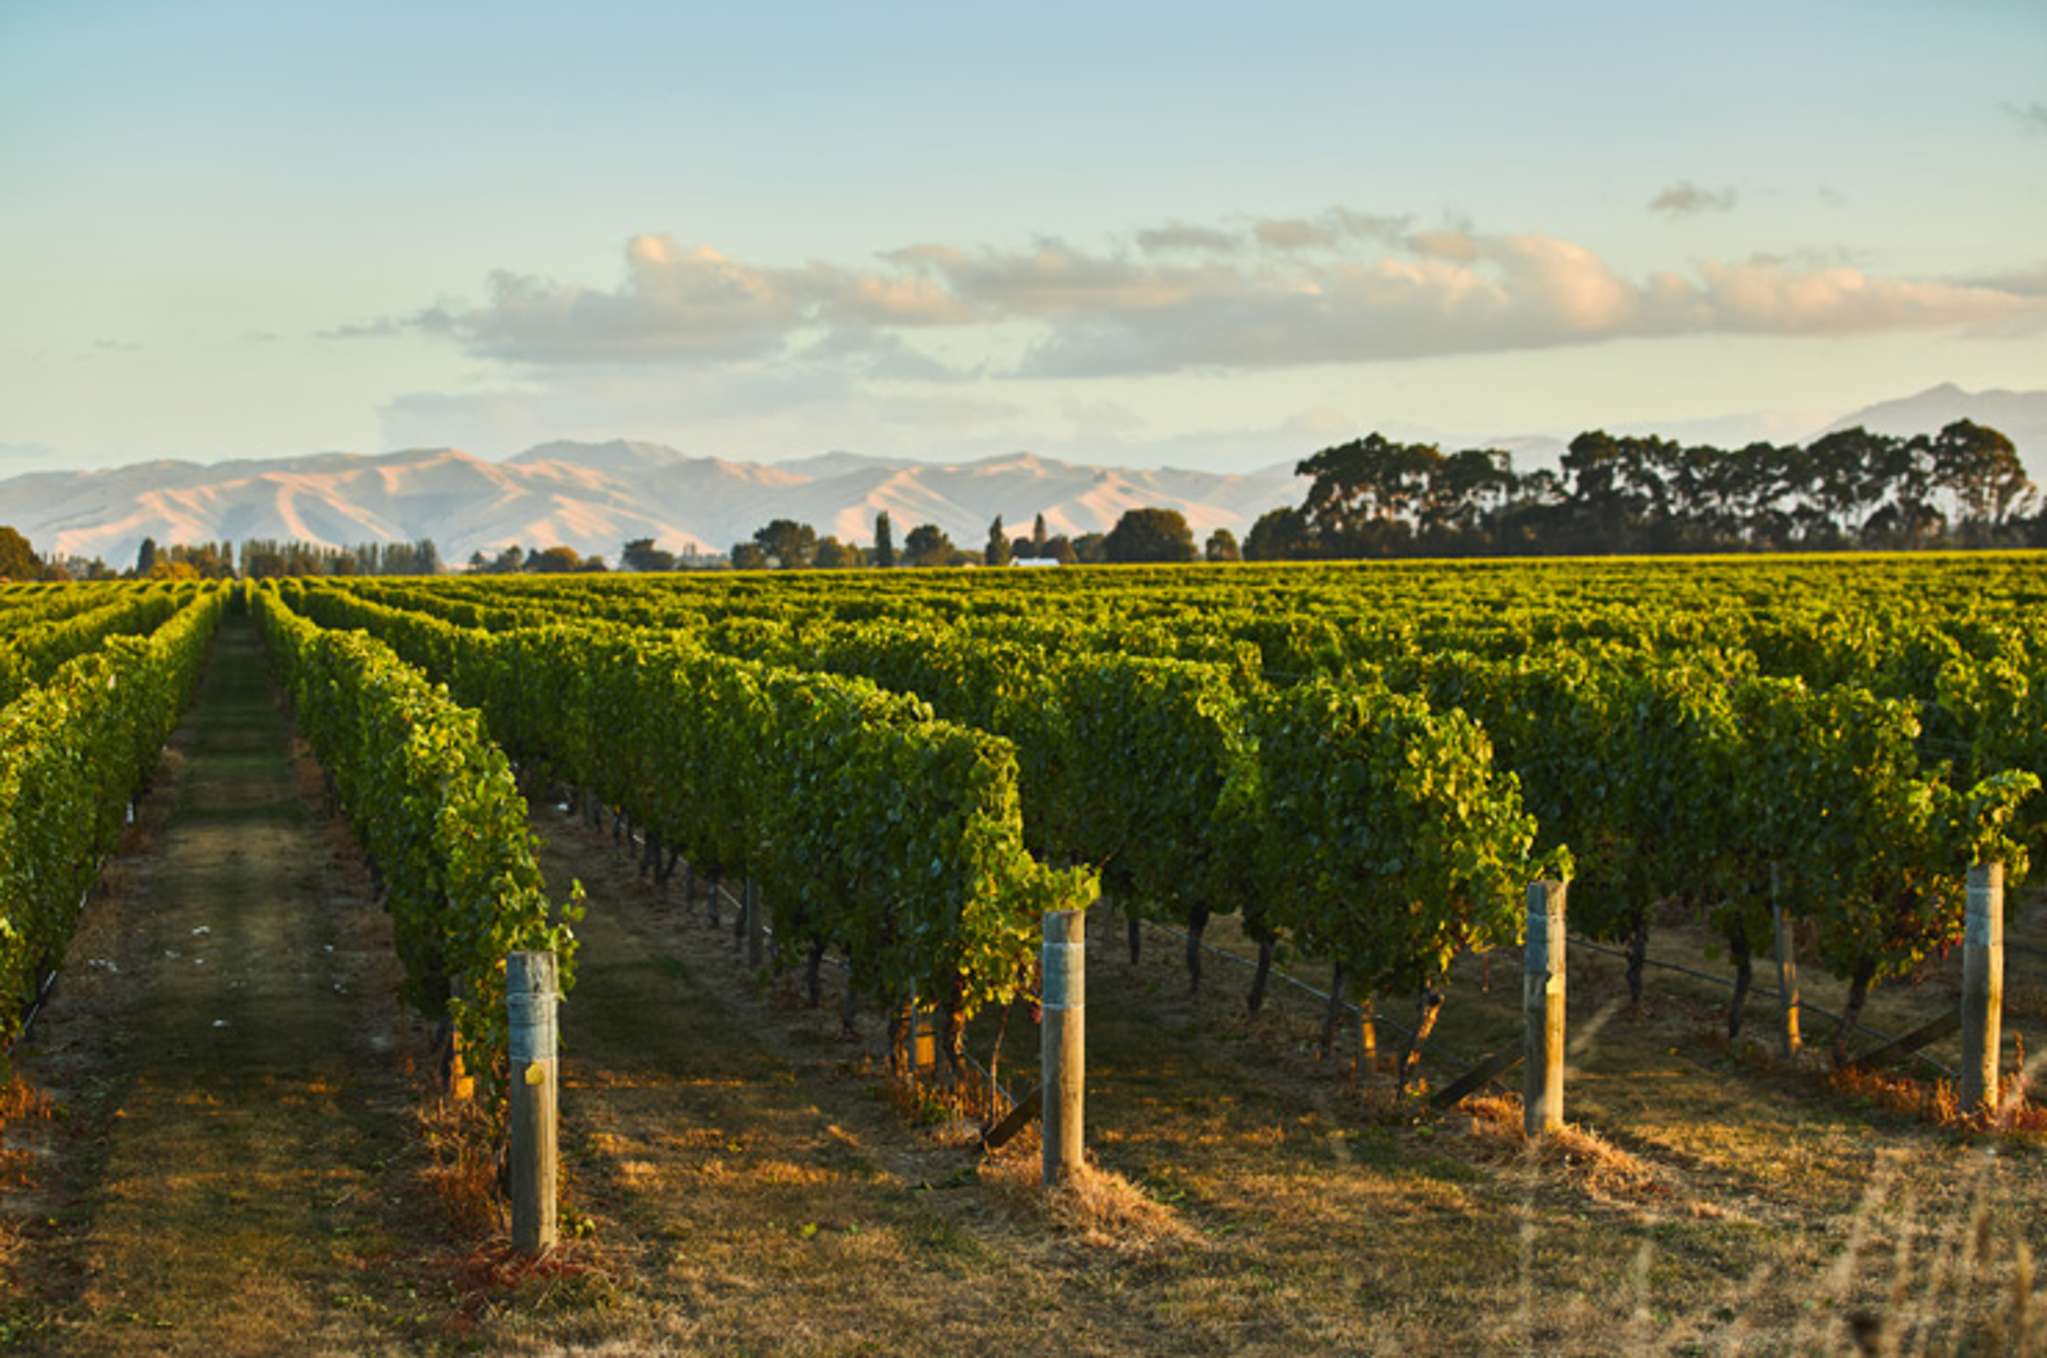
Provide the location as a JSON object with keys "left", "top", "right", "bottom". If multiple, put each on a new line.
{"left": 725, "top": 508, "right": 1234, "bottom": 569}
{"left": 0, "top": 531, "right": 446, "bottom": 582}
{"left": 1242, "top": 419, "right": 2042, "bottom": 560}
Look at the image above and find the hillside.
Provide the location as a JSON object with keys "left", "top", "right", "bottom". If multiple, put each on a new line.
{"left": 0, "top": 442, "right": 1303, "bottom": 569}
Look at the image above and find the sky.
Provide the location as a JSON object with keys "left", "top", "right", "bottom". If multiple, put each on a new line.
{"left": 3, "top": 0, "right": 2044, "bottom": 475}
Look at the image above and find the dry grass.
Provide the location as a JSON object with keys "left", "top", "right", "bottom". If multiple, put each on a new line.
{"left": 416, "top": 1094, "right": 506, "bottom": 1238}
{"left": 1824, "top": 1048, "right": 2047, "bottom": 1137}
{"left": 975, "top": 1137, "right": 1201, "bottom": 1255}
{"left": 1451, "top": 1093, "right": 1678, "bottom": 1203}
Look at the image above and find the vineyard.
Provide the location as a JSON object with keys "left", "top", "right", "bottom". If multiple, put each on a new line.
{"left": 2, "top": 557, "right": 2046, "bottom": 1354}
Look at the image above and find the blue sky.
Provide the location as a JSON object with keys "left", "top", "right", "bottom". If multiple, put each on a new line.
{"left": 3, "top": 0, "right": 2044, "bottom": 472}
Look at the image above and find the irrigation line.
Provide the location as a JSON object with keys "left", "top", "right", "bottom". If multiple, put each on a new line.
{"left": 1567, "top": 936, "right": 1959, "bottom": 1080}
{"left": 1138, "top": 919, "right": 1485, "bottom": 1072}
{"left": 17, "top": 860, "right": 108, "bottom": 1045}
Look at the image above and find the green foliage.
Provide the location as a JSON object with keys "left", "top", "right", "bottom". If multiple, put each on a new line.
{"left": 0, "top": 586, "right": 226, "bottom": 1053}
{"left": 281, "top": 582, "right": 1093, "bottom": 1023}
{"left": 253, "top": 585, "right": 580, "bottom": 1109}
{"left": 1103, "top": 508, "right": 1197, "bottom": 564}
{"left": 1733, "top": 678, "right": 2036, "bottom": 988}
{"left": 0, "top": 527, "right": 37, "bottom": 580}
{"left": 1246, "top": 681, "right": 1543, "bottom": 995}
{"left": 0, "top": 583, "right": 190, "bottom": 708}
{"left": 903, "top": 523, "right": 955, "bottom": 567}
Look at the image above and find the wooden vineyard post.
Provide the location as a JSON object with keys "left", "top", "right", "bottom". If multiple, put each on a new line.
{"left": 1773, "top": 865, "right": 1801, "bottom": 1058}
{"left": 1523, "top": 880, "right": 1566, "bottom": 1137}
{"left": 745, "top": 879, "right": 766, "bottom": 970}
{"left": 508, "top": 950, "right": 560, "bottom": 1256}
{"left": 1960, "top": 862, "right": 2005, "bottom": 1114}
{"left": 1041, "top": 909, "right": 1085, "bottom": 1186}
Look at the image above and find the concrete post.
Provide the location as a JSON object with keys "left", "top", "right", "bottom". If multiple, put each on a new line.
{"left": 1524, "top": 881, "right": 1566, "bottom": 1136}
{"left": 1961, "top": 862, "right": 2005, "bottom": 1114}
{"left": 508, "top": 951, "right": 559, "bottom": 1255}
{"left": 1041, "top": 910, "right": 1086, "bottom": 1185}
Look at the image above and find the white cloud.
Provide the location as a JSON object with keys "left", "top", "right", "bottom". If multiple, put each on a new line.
{"left": 342, "top": 208, "right": 2046, "bottom": 381}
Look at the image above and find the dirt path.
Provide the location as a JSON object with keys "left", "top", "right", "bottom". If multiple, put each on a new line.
{"left": 2, "top": 619, "right": 442, "bottom": 1356}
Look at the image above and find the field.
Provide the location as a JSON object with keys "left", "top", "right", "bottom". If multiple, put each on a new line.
{"left": 3, "top": 556, "right": 2047, "bottom": 1355}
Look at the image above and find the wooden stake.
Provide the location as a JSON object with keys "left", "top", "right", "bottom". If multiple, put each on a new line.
{"left": 1523, "top": 880, "right": 1566, "bottom": 1136}
{"left": 1961, "top": 862, "right": 2005, "bottom": 1114}
{"left": 508, "top": 951, "right": 559, "bottom": 1256}
{"left": 1773, "top": 867, "right": 1801, "bottom": 1058}
{"left": 1041, "top": 909, "right": 1085, "bottom": 1186}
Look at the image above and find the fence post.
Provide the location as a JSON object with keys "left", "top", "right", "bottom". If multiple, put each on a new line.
{"left": 1772, "top": 865, "right": 1801, "bottom": 1058}
{"left": 746, "top": 879, "right": 767, "bottom": 970}
{"left": 1961, "top": 862, "right": 2005, "bottom": 1114}
{"left": 1042, "top": 909, "right": 1086, "bottom": 1185}
{"left": 1524, "top": 881, "right": 1566, "bottom": 1136}
{"left": 508, "top": 950, "right": 560, "bottom": 1256}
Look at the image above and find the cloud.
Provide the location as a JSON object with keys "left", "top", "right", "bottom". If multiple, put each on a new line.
{"left": 1136, "top": 223, "right": 1242, "bottom": 255}
{"left": 244, "top": 330, "right": 281, "bottom": 344}
{"left": 317, "top": 317, "right": 406, "bottom": 340}
{"left": 1962, "top": 263, "right": 2047, "bottom": 298}
{"left": 2002, "top": 100, "right": 2047, "bottom": 133}
{"left": 345, "top": 208, "right": 2047, "bottom": 382}
{"left": 90, "top": 338, "right": 141, "bottom": 353}
{"left": 0, "top": 441, "right": 58, "bottom": 462}
{"left": 1818, "top": 185, "right": 1847, "bottom": 207}
{"left": 1011, "top": 236, "right": 2042, "bottom": 377}
{"left": 1648, "top": 181, "right": 1739, "bottom": 217}
{"left": 1251, "top": 209, "right": 1408, "bottom": 252}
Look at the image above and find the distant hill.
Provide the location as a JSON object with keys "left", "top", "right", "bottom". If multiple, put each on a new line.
{"left": 1823, "top": 383, "right": 2047, "bottom": 480}
{"left": 0, "top": 441, "right": 1302, "bottom": 570}
{"left": 7, "top": 384, "right": 2042, "bottom": 569}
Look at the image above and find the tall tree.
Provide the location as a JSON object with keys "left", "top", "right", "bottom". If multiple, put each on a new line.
{"left": 985, "top": 515, "right": 1012, "bottom": 566}
{"left": 1104, "top": 508, "right": 1198, "bottom": 563}
{"left": 1928, "top": 419, "right": 2034, "bottom": 528}
{"left": 621, "top": 538, "right": 677, "bottom": 572}
{"left": 753, "top": 519, "right": 818, "bottom": 569}
{"left": 1205, "top": 528, "right": 1241, "bottom": 562}
{"left": 902, "top": 523, "right": 955, "bottom": 567}
{"left": 874, "top": 512, "right": 896, "bottom": 568}
{"left": 0, "top": 526, "right": 37, "bottom": 579}
{"left": 1032, "top": 513, "right": 1048, "bottom": 549}
{"left": 1243, "top": 507, "right": 1314, "bottom": 561}
{"left": 814, "top": 536, "right": 860, "bottom": 568}
{"left": 1297, "top": 434, "right": 1441, "bottom": 554}
{"left": 136, "top": 536, "right": 158, "bottom": 575}
{"left": 528, "top": 545, "right": 583, "bottom": 573}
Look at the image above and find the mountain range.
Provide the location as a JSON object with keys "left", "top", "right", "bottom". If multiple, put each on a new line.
{"left": 3, "top": 384, "right": 2041, "bottom": 570}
